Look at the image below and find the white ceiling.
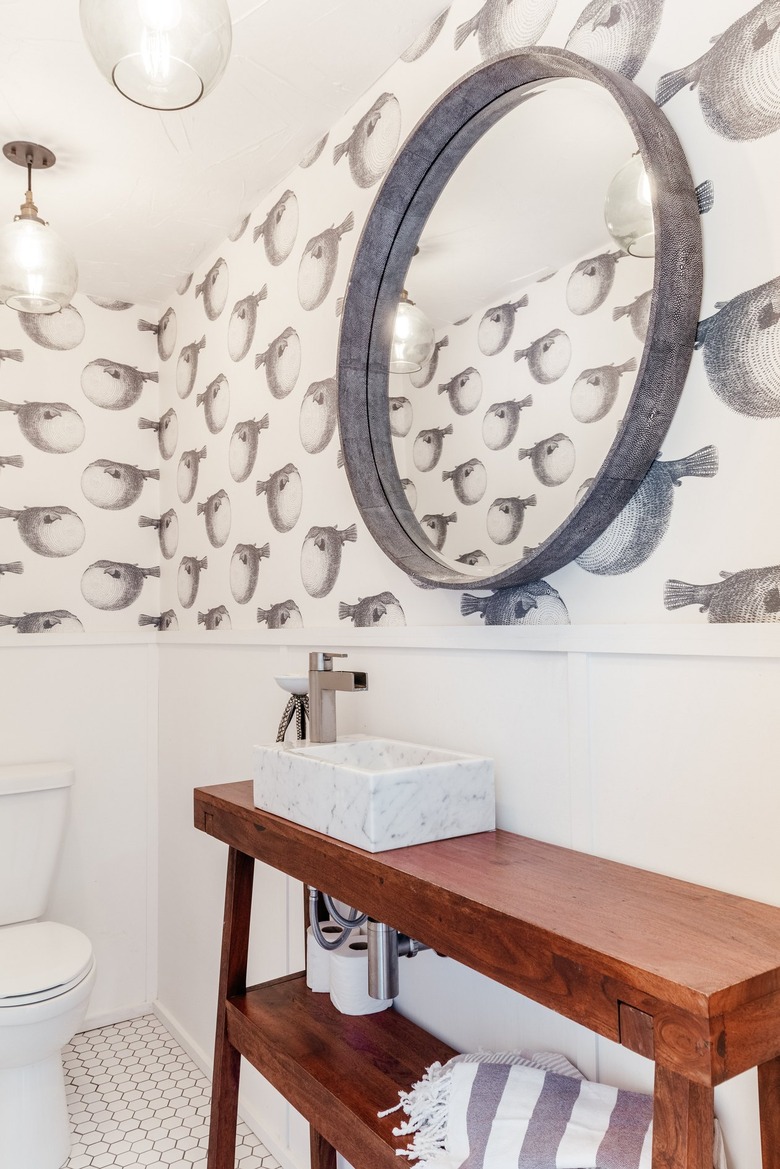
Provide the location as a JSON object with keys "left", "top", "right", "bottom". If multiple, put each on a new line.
{"left": 0, "top": 0, "right": 448, "bottom": 306}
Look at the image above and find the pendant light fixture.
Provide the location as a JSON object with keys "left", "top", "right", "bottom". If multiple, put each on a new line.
{"left": 80, "top": 0, "right": 233, "bottom": 111}
{"left": 0, "top": 142, "right": 78, "bottom": 315}
{"left": 389, "top": 290, "right": 436, "bottom": 375}
{"left": 604, "top": 152, "right": 655, "bottom": 258}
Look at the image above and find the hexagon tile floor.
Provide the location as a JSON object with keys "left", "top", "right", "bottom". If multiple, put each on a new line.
{"left": 62, "top": 1013, "right": 281, "bottom": 1169}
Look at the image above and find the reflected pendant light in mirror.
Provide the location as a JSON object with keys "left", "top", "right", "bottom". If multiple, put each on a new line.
{"left": 80, "top": 0, "right": 232, "bottom": 110}
{"left": 0, "top": 142, "right": 78, "bottom": 314}
{"left": 605, "top": 152, "right": 654, "bottom": 257}
{"left": 389, "top": 290, "right": 435, "bottom": 374}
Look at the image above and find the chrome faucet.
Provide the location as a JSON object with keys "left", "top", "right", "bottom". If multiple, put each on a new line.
{"left": 308, "top": 651, "right": 368, "bottom": 744}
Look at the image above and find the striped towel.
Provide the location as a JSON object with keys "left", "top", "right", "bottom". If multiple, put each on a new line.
{"left": 383, "top": 1053, "right": 727, "bottom": 1169}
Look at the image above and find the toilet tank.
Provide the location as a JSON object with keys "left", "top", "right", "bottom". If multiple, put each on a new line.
{"left": 0, "top": 762, "right": 74, "bottom": 926}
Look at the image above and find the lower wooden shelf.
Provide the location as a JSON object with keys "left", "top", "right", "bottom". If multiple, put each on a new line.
{"left": 226, "top": 972, "right": 457, "bottom": 1169}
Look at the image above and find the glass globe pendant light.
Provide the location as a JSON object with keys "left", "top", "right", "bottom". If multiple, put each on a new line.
{"left": 604, "top": 152, "right": 655, "bottom": 258}
{"left": 0, "top": 142, "right": 78, "bottom": 315}
{"left": 80, "top": 0, "right": 233, "bottom": 111}
{"left": 389, "top": 290, "right": 435, "bottom": 375}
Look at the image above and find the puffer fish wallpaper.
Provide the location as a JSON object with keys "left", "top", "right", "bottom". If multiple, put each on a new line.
{"left": 0, "top": 455, "right": 23, "bottom": 471}
{"left": 0, "top": 399, "right": 85, "bottom": 453}
{"left": 401, "top": 478, "right": 418, "bottom": 510}
{"left": 514, "top": 329, "right": 572, "bottom": 383}
{"left": 656, "top": 1, "right": 780, "bottom": 140}
{"left": 664, "top": 565, "right": 780, "bottom": 622}
{"left": 196, "top": 374, "right": 230, "bottom": 434}
{"left": 81, "top": 561, "right": 160, "bottom": 611}
{"left": 0, "top": 610, "right": 84, "bottom": 634}
{"left": 0, "top": 505, "right": 85, "bottom": 557}
{"left": 566, "top": 250, "right": 627, "bottom": 315}
{"left": 333, "top": 93, "right": 402, "bottom": 188}
{"left": 19, "top": 305, "right": 85, "bottom": 351}
{"left": 229, "top": 417, "right": 269, "bottom": 483}
{"left": 176, "top": 336, "right": 206, "bottom": 399}
{"left": 401, "top": 10, "right": 448, "bottom": 61}
{"left": 87, "top": 296, "right": 132, "bottom": 311}
{"left": 299, "top": 135, "right": 328, "bottom": 169}
{"left": 228, "top": 289, "right": 268, "bottom": 362}
{"left": 81, "top": 360, "right": 158, "bottom": 410}
{"left": 570, "top": 359, "right": 637, "bottom": 423}
{"left": 478, "top": 297, "right": 529, "bottom": 356}
{"left": 138, "top": 408, "right": 178, "bottom": 461}
{"left": 482, "top": 397, "right": 533, "bottom": 450}
{"left": 565, "top": 0, "right": 665, "bottom": 79}
{"left": 409, "top": 335, "right": 449, "bottom": 389}
{"left": 457, "top": 549, "right": 490, "bottom": 567}
{"left": 138, "top": 610, "right": 178, "bottom": 632}
{"left": 486, "top": 495, "right": 537, "bottom": 545}
{"left": 298, "top": 214, "right": 354, "bottom": 310}
{"left": 228, "top": 215, "right": 250, "bottom": 243}
{"left": 518, "top": 433, "right": 576, "bottom": 486}
{"left": 0, "top": 348, "right": 23, "bottom": 369}
{"left": 695, "top": 276, "right": 780, "bottom": 416}
{"left": 442, "top": 458, "right": 487, "bottom": 505}
{"left": 339, "top": 591, "right": 406, "bottom": 626}
{"left": 389, "top": 396, "right": 413, "bottom": 437}
{"left": 198, "top": 605, "right": 231, "bottom": 631}
{"left": 81, "top": 460, "right": 159, "bottom": 510}
{"left": 576, "top": 446, "right": 719, "bottom": 575}
{"left": 0, "top": 561, "right": 23, "bottom": 575}
{"left": 253, "top": 189, "right": 299, "bottom": 265}
{"left": 177, "top": 446, "right": 207, "bottom": 504}
{"left": 230, "top": 543, "right": 270, "bottom": 604}
{"left": 300, "top": 524, "right": 357, "bottom": 597}
{"left": 612, "top": 290, "right": 652, "bottom": 342}
{"left": 177, "top": 273, "right": 193, "bottom": 295}
{"left": 300, "top": 378, "right": 338, "bottom": 453}
{"left": 195, "top": 257, "right": 229, "bottom": 321}
{"left": 438, "top": 367, "right": 482, "bottom": 415}
{"left": 420, "top": 511, "right": 457, "bottom": 551}
{"left": 177, "top": 556, "right": 208, "bottom": 609}
{"left": 197, "top": 489, "right": 232, "bottom": 549}
{"left": 257, "top": 599, "right": 303, "bottom": 628}
{"left": 255, "top": 326, "right": 301, "bottom": 398}
{"left": 413, "top": 424, "right": 453, "bottom": 472}
{"left": 256, "top": 463, "right": 303, "bottom": 532}
{"left": 461, "top": 580, "right": 570, "bottom": 624}
{"left": 139, "top": 509, "right": 179, "bottom": 561}
{"left": 454, "top": 0, "right": 558, "bottom": 57}
{"left": 138, "top": 307, "right": 176, "bottom": 361}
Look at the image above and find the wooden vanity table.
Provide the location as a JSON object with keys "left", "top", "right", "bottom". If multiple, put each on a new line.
{"left": 195, "top": 781, "right": 780, "bottom": 1169}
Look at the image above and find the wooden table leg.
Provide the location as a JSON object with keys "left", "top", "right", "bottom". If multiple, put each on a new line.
{"left": 759, "top": 1056, "right": 780, "bottom": 1168}
{"left": 310, "top": 1127, "right": 338, "bottom": 1169}
{"left": 652, "top": 1065, "right": 714, "bottom": 1169}
{"left": 208, "top": 847, "right": 255, "bottom": 1169}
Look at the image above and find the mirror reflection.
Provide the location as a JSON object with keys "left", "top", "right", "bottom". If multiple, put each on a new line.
{"left": 387, "top": 78, "right": 654, "bottom": 575}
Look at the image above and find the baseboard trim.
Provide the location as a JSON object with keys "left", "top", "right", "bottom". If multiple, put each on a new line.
{"left": 80, "top": 1001, "right": 155, "bottom": 1031}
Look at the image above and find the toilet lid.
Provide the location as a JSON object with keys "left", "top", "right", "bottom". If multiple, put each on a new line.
{"left": 0, "top": 921, "right": 93, "bottom": 1002}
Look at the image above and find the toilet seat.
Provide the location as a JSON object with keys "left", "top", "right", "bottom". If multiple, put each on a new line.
{"left": 0, "top": 921, "right": 93, "bottom": 1007}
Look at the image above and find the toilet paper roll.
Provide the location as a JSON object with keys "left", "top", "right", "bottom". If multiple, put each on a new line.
{"left": 305, "top": 923, "right": 344, "bottom": 992}
{"left": 329, "top": 938, "right": 392, "bottom": 1016}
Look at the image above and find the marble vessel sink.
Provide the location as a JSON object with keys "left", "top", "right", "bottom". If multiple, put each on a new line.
{"left": 252, "top": 734, "right": 494, "bottom": 852}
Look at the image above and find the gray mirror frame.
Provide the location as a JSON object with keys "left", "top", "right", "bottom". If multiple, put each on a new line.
{"left": 338, "top": 47, "right": 703, "bottom": 590}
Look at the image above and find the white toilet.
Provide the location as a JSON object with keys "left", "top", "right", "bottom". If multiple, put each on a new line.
{"left": 0, "top": 762, "right": 96, "bottom": 1169}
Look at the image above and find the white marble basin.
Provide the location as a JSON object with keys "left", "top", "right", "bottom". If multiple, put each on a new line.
{"left": 252, "top": 734, "right": 494, "bottom": 852}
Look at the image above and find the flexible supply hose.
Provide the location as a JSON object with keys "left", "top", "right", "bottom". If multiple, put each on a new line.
{"left": 307, "top": 885, "right": 367, "bottom": 950}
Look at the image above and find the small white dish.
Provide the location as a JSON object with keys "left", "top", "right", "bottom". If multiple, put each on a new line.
{"left": 275, "top": 675, "right": 308, "bottom": 696}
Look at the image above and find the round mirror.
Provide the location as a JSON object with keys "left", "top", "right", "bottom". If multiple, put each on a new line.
{"left": 338, "top": 48, "right": 702, "bottom": 590}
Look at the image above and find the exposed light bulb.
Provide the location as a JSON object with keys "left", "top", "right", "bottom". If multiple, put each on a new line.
{"left": 390, "top": 291, "right": 435, "bottom": 375}
{"left": 605, "top": 153, "right": 655, "bottom": 259}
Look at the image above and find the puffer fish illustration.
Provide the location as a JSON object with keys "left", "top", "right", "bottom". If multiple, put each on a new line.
{"left": 82, "top": 459, "right": 159, "bottom": 510}
{"left": 138, "top": 408, "right": 178, "bottom": 461}
{"left": 138, "top": 610, "right": 178, "bottom": 632}
{"left": 19, "top": 305, "right": 85, "bottom": 351}
{"left": 401, "top": 10, "right": 448, "bottom": 61}
{"left": 0, "top": 400, "right": 85, "bottom": 453}
{"left": 300, "top": 524, "right": 358, "bottom": 598}
{"left": 81, "top": 561, "right": 159, "bottom": 611}
{"left": 228, "top": 288, "right": 268, "bottom": 362}
{"left": 298, "top": 213, "right": 354, "bottom": 311}
{"left": 482, "top": 396, "right": 533, "bottom": 450}
{"left": 87, "top": 296, "right": 132, "bottom": 310}
{"left": 613, "top": 290, "right": 652, "bottom": 342}
{"left": 420, "top": 511, "right": 457, "bottom": 551}
{"left": 230, "top": 543, "right": 270, "bottom": 604}
{"left": 257, "top": 599, "right": 303, "bottom": 628}
{"left": 138, "top": 509, "right": 179, "bottom": 561}
{"left": 177, "top": 555, "right": 208, "bottom": 609}
{"left": 454, "top": 0, "right": 557, "bottom": 57}
{"left": 695, "top": 276, "right": 780, "bottom": 417}
{"left": 566, "top": 0, "right": 665, "bottom": 79}
{"left": 196, "top": 374, "right": 230, "bottom": 434}
{"left": 253, "top": 190, "right": 299, "bottom": 265}
{"left": 176, "top": 336, "right": 206, "bottom": 399}
{"left": 228, "top": 215, "right": 250, "bottom": 242}
{"left": 0, "top": 455, "right": 23, "bottom": 471}
{"left": 487, "top": 495, "right": 537, "bottom": 545}
{"left": 0, "top": 610, "right": 83, "bottom": 634}
{"left": 442, "top": 458, "right": 487, "bottom": 506}
{"left": 518, "top": 433, "right": 575, "bottom": 486}
{"left": 514, "top": 329, "right": 571, "bottom": 383}
{"left": 570, "top": 358, "right": 637, "bottom": 423}
{"left": 456, "top": 549, "right": 490, "bottom": 567}
{"left": 255, "top": 326, "right": 301, "bottom": 398}
{"left": 409, "top": 335, "right": 449, "bottom": 389}
{"left": 333, "top": 93, "right": 401, "bottom": 189}
{"left": 438, "top": 367, "right": 482, "bottom": 415}
{"left": 197, "top": 489, "right": 231, "bottom": 549}
{"left": 0, "top": 505, "right": 85, "bottom": 557}
{"left": 300, "top": 378, "right": 337, "bottom": 454}
{"left": 138, "top": 307, "right": 176, "bottom": 361}
{"left": 195, "top": 257, "right": 229, "bottom": 320}
{"left": 81, "top": 359, "right": 158, "bottom": 410}
{"left": 0, "top": 348, "right": 23, "bottom": 368}
{"left": 300, "top": 135, "right": 328, "bottom": 169}
{"left": 478, "top": 297, "right": 529, "bottom": 356}
{"left": 656, "top": 1, "right": 780, "bottom": 140}
{"left": 664, "top": 564, "right": 780, "bottom": 622}
{"left": 566, "top": 249, "right": 627, "bottom": 315}
{"left": 413, "top": 424, "right": 453, "bottom": 472}
{"left": 229, "top": 416, "right": 269, "bottom": 483}
{"left": 177, "top": 446, "right": 207, "bottom": 504}
{"left": 401, "top": 478, "right": 417, "bottom": 510}
{"left": 339, "top": 591, "right": 406, "bottom": 627}
{"left": 177, "top": 273, "right": 193, "bottom": 295}
{"left": 256, "top": 463, "right": 303, "bottom": 532}
{"left": 198, "top": 605, "right": 231, "bottom": 631}
{"left": 461, "top": 580, "right": 570, "bottom": 625}
{"left": 576, "top": 445, "right": 718, "bottom": 575}
{"left": 389, "top": 396, "right": 413, "bottom": 437}
{"left": 0, "top": 562, "right": 23, "bottom": 575}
